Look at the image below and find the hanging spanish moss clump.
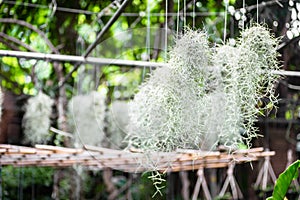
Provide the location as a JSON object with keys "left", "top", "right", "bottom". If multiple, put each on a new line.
{"left": 234, "top": 24, "right": 280, "bottom": 147}
{"left": 106, "top": 100, "right": 129, "bottom": 149}
{"left": 67, "top": 91, "right": 106, "bottom": 147}
{"left": 212, "top": 24, "right": 280, "bottom": 149}
{"left": 127, "top": 30, "right": 212, "bottom": 152}
{"left": 126, "top": 24, "right": 280, "bottom": 195}
{"left": 22, "top": 92, "right": 54, "bottom": 144}
{"left": 127, "top": 24, "right": 280, "bottom": 153}
{"left": 213, "top": 44, "right": 249, "bottom": 149}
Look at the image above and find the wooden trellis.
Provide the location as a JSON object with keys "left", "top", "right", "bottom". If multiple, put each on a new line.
{"left": 0, "top": 144, "right": 274, "bottom": 173}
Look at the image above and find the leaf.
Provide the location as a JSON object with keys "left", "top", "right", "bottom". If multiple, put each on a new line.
{"left": 269, "top": 160, "right": 300, "bottom": 200}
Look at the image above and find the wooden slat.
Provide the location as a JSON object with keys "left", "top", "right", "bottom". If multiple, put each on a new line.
{"left": 0, "top": 144, "right": 275, "bottom": 173}
{"left": 35, "top": 144, "right": 83, "bottom": 154}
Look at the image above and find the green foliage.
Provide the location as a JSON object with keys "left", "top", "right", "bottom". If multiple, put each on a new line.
{"left": 267, "top": 160, "right": 300, "bottom": 200}
{"left": 2, "top": 166, "right": 54, "bottom": 199}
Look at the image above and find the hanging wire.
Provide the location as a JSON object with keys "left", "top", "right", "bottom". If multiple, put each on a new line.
{"left": 3, "top": 1, "right": 226, "bottom": 17}
{"left": 76, "top": 36, "right": 85, "bottom": 94}
{"left": 142, "top": 0, "right": 152, "bottom": 81}
{"left": 177, "top": 0, "right": 180, "bottom": 36}
{"left": 183, "top": 0, "right": 186, "bottom": 29}
{"left": 242, "top": 0, "right": 245, "bottom": 30}
{"left": 257, "top": 0, "right": 259, "bottom": 22}
{"left": 193, "top": 0, "right": 196, "bottom": 29}
{"left": 49, "top": 0, "right": 57, "bottom": 20}
{"left": 223, "top": 0, "right": 229, "bottom": 43}
{"left": 146, "top": 0, "right": 151, "bottom": 72}
{"left": 165, "top": 0, "right": 168, "bottom": 62}
{"left": 40, "top": 0, "right": 56, "bottom": 30}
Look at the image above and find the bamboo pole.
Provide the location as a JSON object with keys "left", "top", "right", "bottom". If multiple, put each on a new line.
{"left": 0, "top": 50, "right": 167, "bottom": 68}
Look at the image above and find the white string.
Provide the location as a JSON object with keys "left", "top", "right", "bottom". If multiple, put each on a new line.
{"left": 193, "top": 0, "right": 196, "bottom": 29}
{"left": 242, "top": 0, "right": 245, "bottom": 30}
{"left": 257, "top": 0, "right": 259, "bottom": 22}
{"left": 146, "top": 0, "right": 151, "bottom": 72}
{"left": 184, "top": 0, "right": 186, "bottom": 29}
{"left": 146, "top": 0, "right": 151, "bottom": 58}
{"left": 223, "top": 0, "right": 229, "bottom": 43}
{"left": 177, "top": 0, "right": 180, "bottom": 36}
{"left": 165, "top": 0, "right": 168, "bottom": 62}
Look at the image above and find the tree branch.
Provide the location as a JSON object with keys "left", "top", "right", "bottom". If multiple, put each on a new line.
{"left": 0, "top": 18, "right": 60, "bottom": 54}
{"left": 277, "top": 35, "right": 300, "bottom": 51}
{"left": 0, "top": 37, "right": 20, "bottom": 51}
{"left": 0, "top": 32, "right": 37, "bottom": 52}
{"left": 0, "top": 72, "right": 20, "bottom": 88}
{"left": 246, "top": 0, "right": 284, "bottom": 12}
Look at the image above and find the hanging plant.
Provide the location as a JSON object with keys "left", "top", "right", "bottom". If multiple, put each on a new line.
{"left": 67, "top": 91, "right": 106, "bottom": 147}
{"left": 126, "top": 24, "right": 280, "bottom": 153}
{"left": 215, "top": 25, "right": 280, "bottom": 149}
{"left": 127, "top": 29, "right": 212, "bottom": 152}
{"left": 106, "top": 100, "right": 129, "bottom": 149}
{"left": 22, "top": 92, "right": 54, "bottom": 144}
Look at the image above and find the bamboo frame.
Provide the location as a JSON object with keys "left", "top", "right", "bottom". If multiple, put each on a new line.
{"left": 1, "top": 50, "right": 300, "bottom": 78}
{"left": 0, "top": 144, "right": 274, "bottom": 173}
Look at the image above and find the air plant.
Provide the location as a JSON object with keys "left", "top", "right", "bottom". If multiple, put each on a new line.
{"left": 127, "top": 24, "right": 280, "bottom": 153}
{"left": 67, "top": 91, "right": 106, "bottom": 147}
{"left": 106, "top": 100, "right": 129, "bottom": 149}
{"left": 227, "top": 24, "right": 280, "bottom": 148}
{"left": 126, "top": 24, "right": 280, "bottom": 196}
{"left": 127, "top": 30, "right": 212, "bottom": 152}
{"left": 22, "top": 92, "right": 54, "bottom": 144}
{"left": 213, "top": 45, "right": 244, "bottom": 149}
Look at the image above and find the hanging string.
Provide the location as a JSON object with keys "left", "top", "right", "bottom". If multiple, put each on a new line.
{"left": 177, "top": 0, "right": 180, "bottom": 36}
{"left": 193, "top": 0, "right": 196, "bottom": 29}
{"left": 142, "top": 0, "right": 151, "bottom": 79}
{"left": 165, "top": 0, "right": 168, "bottom": 62}
{"left": 146, "top": 0, "right": 151, "bottom": 61}
{"left": 257, "top": 0, "right": 259, "bottom": 23}
{"left": 76, "top": 36, "right": 85, "bottom": 94}
{"left": 223, "top": 0, "right": 229, "bottom": 43}
{"left": 40, "top": 0, "right": 56, "bottom": 31}
{"left": 146, "top": 0, "right": 151, "bottom": 59}
{"left": 183, "top": 0, "right": 186, "bottom": 29}
{"left": 242, "top": 0, "right": 245, "bottom": 30}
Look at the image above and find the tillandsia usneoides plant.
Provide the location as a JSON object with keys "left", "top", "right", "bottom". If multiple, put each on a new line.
{"left": 22, "top": 92, "right": 54, "bottom": 144}
{"left": 67, "top": 91, "right": 106, "bottom": 147}
{"left": 126, "top": 25, "right": 280, "bottom": 196}
{"left": 213, "top": 45, "right": 247, "bottom": 150}
{"left": 127, "top": 29, "right": 212, "bottom": 153}
{"left": 211, "top": 24, "right": 280, "bottom": 150}
{"left": 128, "top": 25, "right": 280, "bottom": 153}
{"left": 234, "top": 24, "right": 280, "bottom": 148}
{"left": 106, "top": 100, "right": 129, "bottom": 149}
